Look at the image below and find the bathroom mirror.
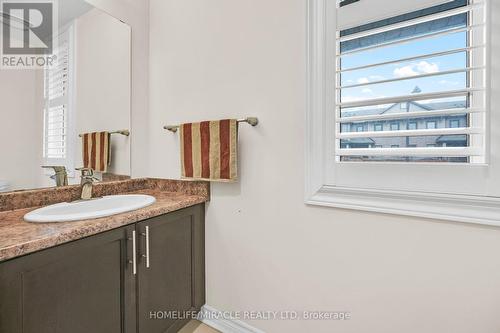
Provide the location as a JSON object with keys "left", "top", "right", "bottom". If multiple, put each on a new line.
{"left": 0, "top": 0, "right": 131, "bottom": 192}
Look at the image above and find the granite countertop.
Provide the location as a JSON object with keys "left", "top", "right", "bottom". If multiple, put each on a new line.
{"left": 0, "top": 179, "right": 209, "bottom": 262}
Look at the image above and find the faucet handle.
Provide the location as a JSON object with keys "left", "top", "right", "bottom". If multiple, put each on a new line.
{"left": 76, "top": 167, "right": 94, "bottom": 177}
{"left": 76, "top": 168, "right": 99, "bottom": 182}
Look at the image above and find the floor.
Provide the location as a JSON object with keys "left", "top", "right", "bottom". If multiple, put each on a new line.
{"left": 178, "top": 320, "right": 220, "bottom": 333}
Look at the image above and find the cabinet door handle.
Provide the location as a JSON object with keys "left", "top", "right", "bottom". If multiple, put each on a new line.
{"left": 141, "top": 226, "right": 150, "bottom": 268}
{"left": 128, "top": 230, "right": 137, "bottom": 275}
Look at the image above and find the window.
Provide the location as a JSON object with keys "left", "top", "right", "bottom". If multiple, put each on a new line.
{"left": 306, "top": 0, "right": 497, "bottom": 225}
{"left": 450, "top": 119, "right": 461, "bottom": 128}
{"left": 390, "top": 123, "right": 400, "bottom": 131}
{"left": 337, "top": 0, "right": 485, "bottom": 164}
{"left": 426, "top": 121, "right": 437, "bottom": 129}
{"left": 374, "top": 123, "right": 383, "bottom": 131}
{"left": 356, "top": 125, "right": 364, "bottom": 132}
{"left": 43, "top": 26, "right": 75, "bottom": 172}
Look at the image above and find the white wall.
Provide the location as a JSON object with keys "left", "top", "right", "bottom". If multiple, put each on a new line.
{"left": 0, "top": 69, "right": 43, "bottom": 190}
{"left": 148, "top": 1, "right": 500, "bottom": 332}
{"left": 75, "top": 8, "right": 131, "bottom": 176}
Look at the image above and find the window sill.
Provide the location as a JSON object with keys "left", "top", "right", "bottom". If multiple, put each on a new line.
{"left": 306, "top": 185, "right": 500, "bottom": 226}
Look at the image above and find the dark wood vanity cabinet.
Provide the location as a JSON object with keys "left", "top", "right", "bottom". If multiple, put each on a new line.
{"left": 137, "top": 206, "right": 205, "bottom": 333}
{"left": 0, "top": 225, "right": 137, "bottom": 333}
{"left": 0, "top": 204, "right": 205, "bottom": 333}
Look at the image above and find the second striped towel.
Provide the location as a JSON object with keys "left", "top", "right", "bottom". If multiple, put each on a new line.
{"left": 180, "top": 119, "right": 238, "bottom": 182}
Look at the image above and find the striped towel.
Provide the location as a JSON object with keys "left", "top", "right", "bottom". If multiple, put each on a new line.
{"left": 180, "top": 119, "right": 238, "bottom": 182}
{"left": 82, "top": 131, "right": 111, "bottom": 172}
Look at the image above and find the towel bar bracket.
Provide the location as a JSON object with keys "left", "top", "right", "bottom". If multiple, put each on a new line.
{"left": 163, "top": 117, "right": 259, "bottom": 133}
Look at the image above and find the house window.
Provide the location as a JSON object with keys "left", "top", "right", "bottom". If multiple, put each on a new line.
{"left": 426, "top": 121, "right": 437, "bottom": 129}
{"left": 449, "top": 119, "right": 461, "bottom": 128}
{"left": 356, "top": 125, "right": 364, "bottom": 132}
{"left": 390, "top": 123, "right": 399, "bottom": 131}
{"left": 306, "top": 0, "right": 494, "bottom": 224}
{"left": 43, "top": 26, "right": 76, "bottom": 172}
{"left": 374, "top": 123, "right": 383, "bottom": 131}
{"left": 408, "top": 122, "right": 417, "bottom": 130}
{"left": 341, "top": 123, "right": 350, "bottom": 132}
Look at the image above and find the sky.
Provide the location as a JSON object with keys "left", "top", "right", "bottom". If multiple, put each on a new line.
{"left": 340, "top": 30, "right": 468, "bottom": 105}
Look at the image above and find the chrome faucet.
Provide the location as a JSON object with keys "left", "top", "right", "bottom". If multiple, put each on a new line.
{"left": 77, "top": 168, "right": 99, "bottom": 200}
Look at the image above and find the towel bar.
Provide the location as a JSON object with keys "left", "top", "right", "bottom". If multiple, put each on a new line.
{"left": 163, "top": 117, "right": 259, "bottom": 133}
{"left": 78, "top": 130, "right": 130, "bottom": 137}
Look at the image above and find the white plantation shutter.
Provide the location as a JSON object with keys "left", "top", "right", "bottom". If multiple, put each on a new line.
{"left": 335, "top": 0, "right": 487, "bottom": 163}
{"left": 43, "top": 27, "right": 74, "bottom": 165}
{"left": 306, "top": 0, "right": 500, "bottom": 221}
{"left": 44, "top": 43, "right": 69, "bottom": 159}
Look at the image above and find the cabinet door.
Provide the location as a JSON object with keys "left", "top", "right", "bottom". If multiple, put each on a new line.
{"left": 137, "top": 204, "right": 205, "bottom": 333}
{"left": 0, "top": 225, "right": 137, "bottom": 333}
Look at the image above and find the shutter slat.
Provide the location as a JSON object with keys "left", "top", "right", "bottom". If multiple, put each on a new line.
{"left": 338, "top": 127, "right": 481, "bottom": 139}
{"left": 337, "top": 147, "right": 481, "bottom": 157}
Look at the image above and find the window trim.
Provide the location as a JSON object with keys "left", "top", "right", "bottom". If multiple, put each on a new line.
{"left": 305, "top": 0, "right": 500, "bottom": 226}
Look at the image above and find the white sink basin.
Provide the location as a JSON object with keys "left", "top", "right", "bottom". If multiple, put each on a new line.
{"left": 24, "top": 194, "right": 156, "bottom": 223}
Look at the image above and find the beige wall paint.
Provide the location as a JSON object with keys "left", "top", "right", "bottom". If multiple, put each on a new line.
{"left": 75, "top": 8, "right": 131, "bottom": 176}
{"left": 148, "top": 0, "right": 500, "bottom": 332}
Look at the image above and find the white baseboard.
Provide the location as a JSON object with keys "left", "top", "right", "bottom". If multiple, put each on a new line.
{"left": 198, "top": 305, "right": 266, "bottom": 333}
